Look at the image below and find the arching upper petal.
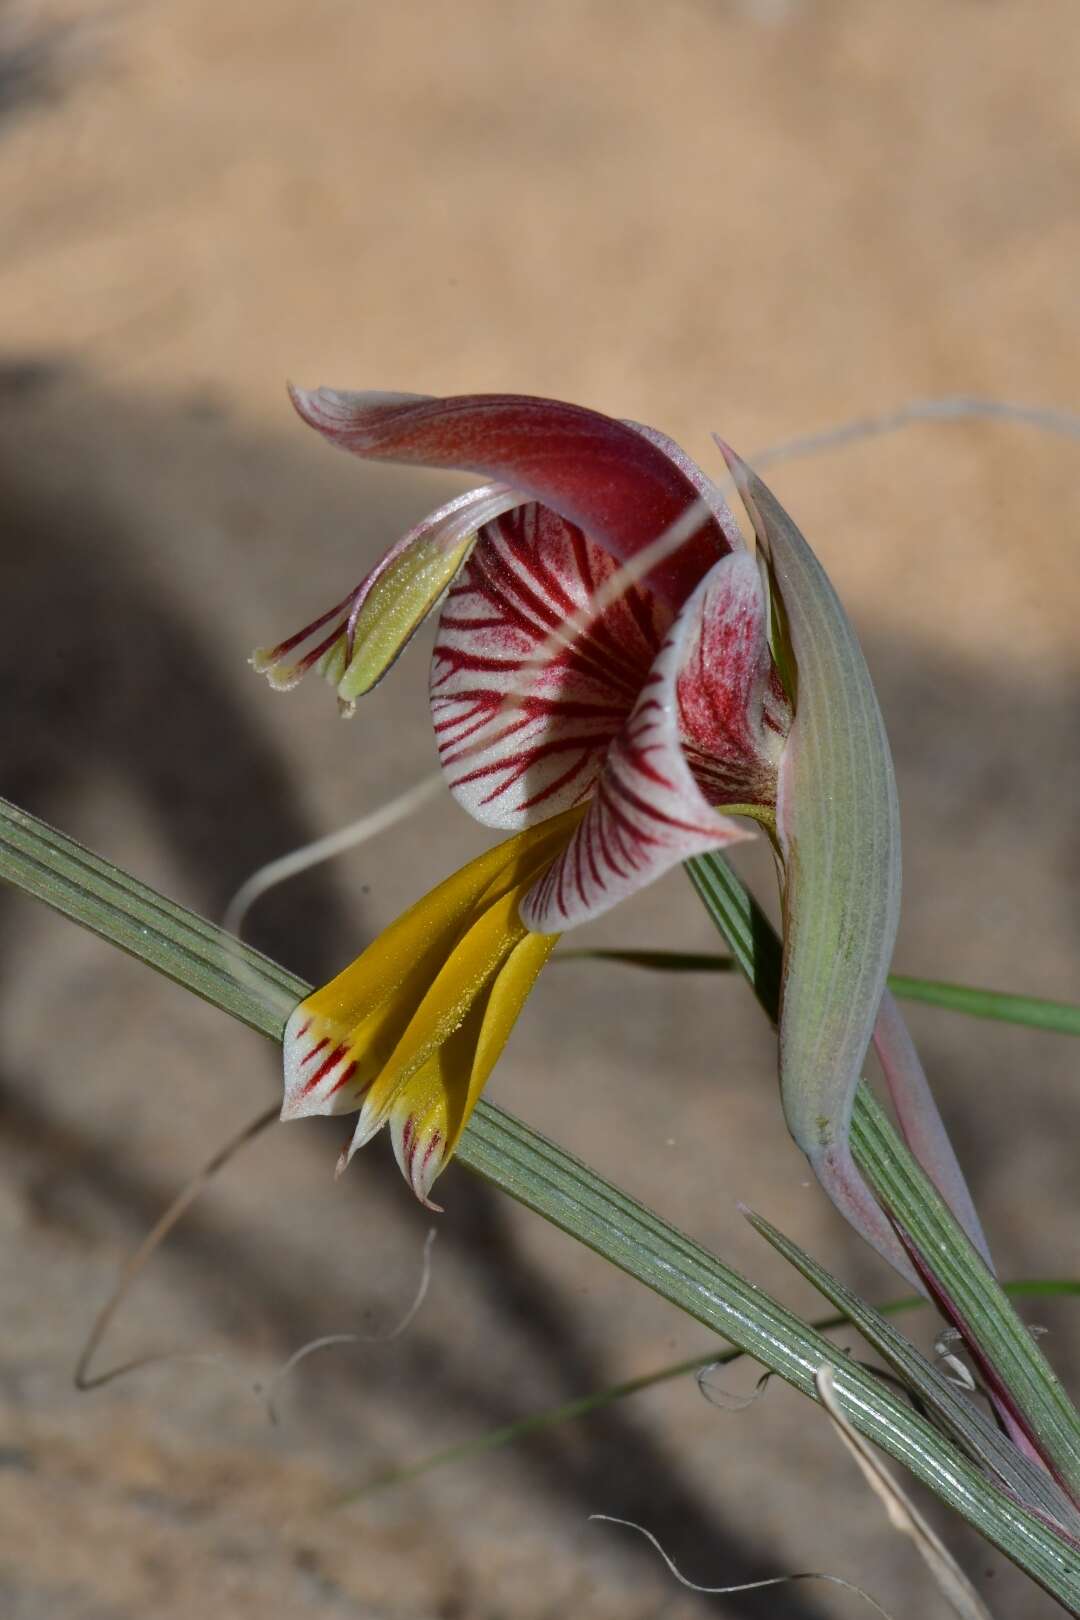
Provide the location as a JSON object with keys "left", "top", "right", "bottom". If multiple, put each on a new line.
{"left": 626, "top": 420, "right": 745, "bottom": 550}
{"left": 430, "top": 503, "right": 672, "bottom": 829}
{"left": 520, "top": 551, "right": 769, "bottom": 932}
{"left": 289, "top": 387, "right": 734, "bottom": 607}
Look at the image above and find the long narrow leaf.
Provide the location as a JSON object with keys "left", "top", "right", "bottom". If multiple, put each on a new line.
{"left": 889, "top": 975, "right": 1080, "bottom": 1038}
{"left": 460, "top": 1103, "right": 1080, "bottom": 1603}
{"left": 745, "top": 1208, "right": 1080, "bottom": 1537}
{"left": 559, "top": 949, "right": 1080, "bottom": 1038}
{"left": 1, "top": 797, "right": 1078, "bottom": 1607}
{"left": 355, "top": 1280, "right": 1079, "bottom": 1500}
{"left": 687, "top": 848, "right": 1080, "bottom": 1504}
{"left": 815, "top": 1364, "right": 996, "bottom": 1620}
{"left": 853, "top": 1088, "right": 1080, "bottom": 1502}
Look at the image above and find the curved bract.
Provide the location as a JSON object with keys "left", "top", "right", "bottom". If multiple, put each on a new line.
{"left": 717, "top": 443, "right": 907, "bottom": 1271}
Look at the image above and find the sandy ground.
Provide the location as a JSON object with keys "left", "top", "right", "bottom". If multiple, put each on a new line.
{"left": 1, "top": 1, "right": 1079, "bottom": 1616}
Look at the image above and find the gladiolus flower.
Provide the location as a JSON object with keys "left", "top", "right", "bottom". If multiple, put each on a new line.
{"left": 256, "top": 389, "right": 923, "bottom": 1264}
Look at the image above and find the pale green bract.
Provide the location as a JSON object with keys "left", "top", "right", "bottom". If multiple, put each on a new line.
{"left": 719, "top": 443, "right": 907, "bottom": 1275}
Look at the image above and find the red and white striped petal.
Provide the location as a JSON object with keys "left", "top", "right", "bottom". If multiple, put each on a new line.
{"left": 676, "top": 560, "right": 791, "bottom": 808}
{"left": 288, "top": 387, "right": 733, "bottom": 608}
{"left": 519, "top": 551, "right": 769, "bottom": 932}
{"left": 430, "top": 503, "right": 673, "bottom": 829}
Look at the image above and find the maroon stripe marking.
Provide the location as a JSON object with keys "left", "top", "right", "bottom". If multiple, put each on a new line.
{"left": 326, "top": 1059, "right": 359, "bottom": 1097}
{"left": 300, "top": 1045, "right": 348, "bottom": 1095}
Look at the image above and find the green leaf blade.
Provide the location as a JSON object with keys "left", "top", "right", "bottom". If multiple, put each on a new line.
{"left": 561, "top": 947, "right": 1080, "bottom": 1040}
{"left": 2, "top": 796, "right": 1079, "bottom": 1607}
{"left": 745, "top": 1205, "right": 1080, "bottom": 1537}
{"left": 687, "top": 844, "right": 1080, "bottom": 1507}
{"left": 889, "top": 975, "right": 1080, "bottom": 1037}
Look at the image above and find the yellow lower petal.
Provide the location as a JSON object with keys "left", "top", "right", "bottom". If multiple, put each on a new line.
{"left": 350, "top": 872, "right": 556, "bottom": 1141}
{"left": 459, "top": 925, "right": 558, "bottom": 1153}
{"left": 282, "top": 807, "right": 580, "bottom": 1121}
{"left": 382, "top": 927, "right": 560, "bottom": 1206}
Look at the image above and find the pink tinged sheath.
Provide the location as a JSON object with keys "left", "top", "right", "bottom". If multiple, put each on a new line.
{"left": 873, "top": 988, "right": 992, "bottom": 1268}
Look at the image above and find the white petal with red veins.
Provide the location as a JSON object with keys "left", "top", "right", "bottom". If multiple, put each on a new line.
{"left": 430, "top": 503, "right": 673, "bottom": 828}
{"left": 520, "top": 551, "right": 767, "bottom": 932}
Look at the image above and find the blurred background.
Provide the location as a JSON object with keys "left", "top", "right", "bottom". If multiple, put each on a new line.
{"left": 1, "top": 1, "right": 1078, "bottom": 1616}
